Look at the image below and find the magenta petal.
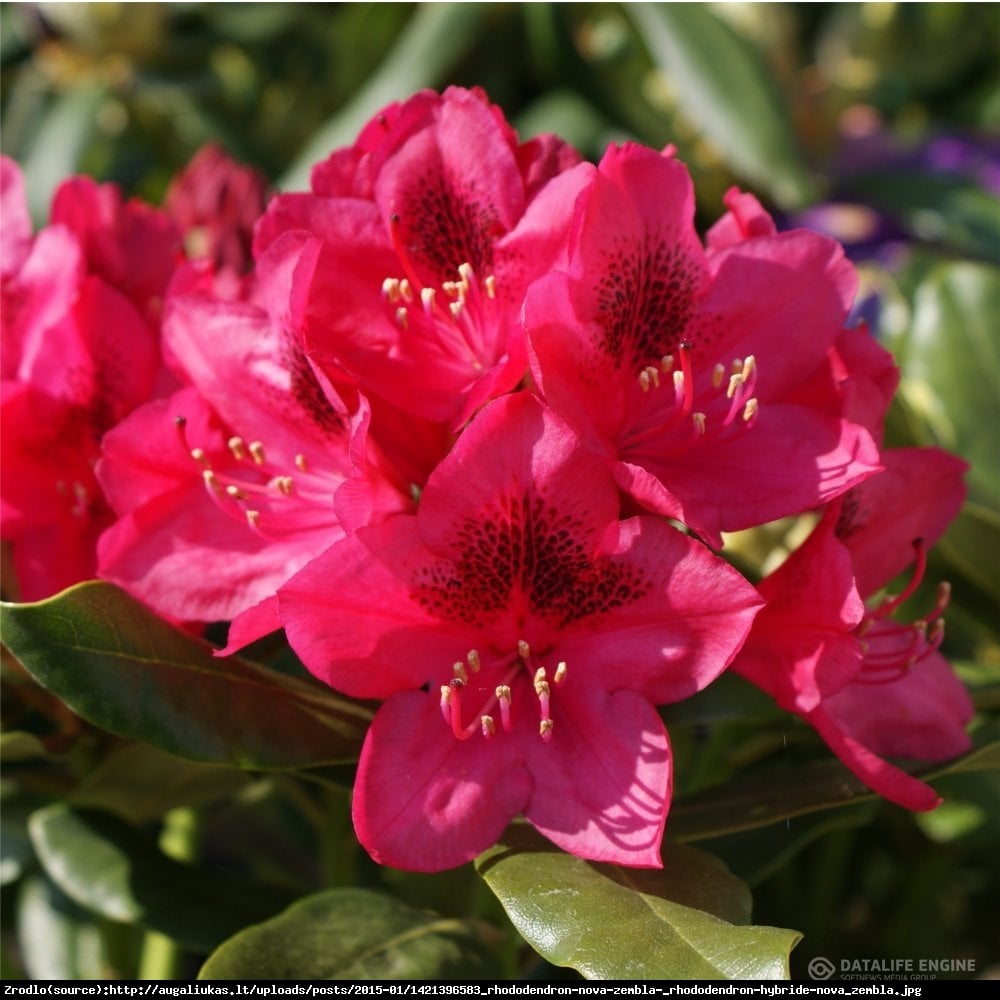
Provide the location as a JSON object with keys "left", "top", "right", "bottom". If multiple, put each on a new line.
{"left": 417, "top": 393, "right": 620, "bottom": 560}
{"left": 219, "top": 595, "right": 282, "bottom": 656}
{"left": 278, "top": 517, "right": 480, "bottom": 698}
{"left": 833, "top": 447, "right": 968, "bottom": 597}
{"left": 353, "top": 690, "right": 533, "bottom": 872}
{"left": 525, "top": 686, "right": 670, "bottom": 867}
{"left": 823, "top": 652, "right": 973, "bottom": 762}
{"left": 807, "top": 708, "right": 941, "bottom": 811}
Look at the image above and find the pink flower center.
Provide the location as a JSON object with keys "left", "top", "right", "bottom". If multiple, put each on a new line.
{"left": 175, "top": 416, "right": 339, "bottom": 540}
{"left": 381, "top": 213, "right": 502, "bottom": 374}
{"left": 618, "top": 340, "right": 760, "bottom": 455}
{"left": 438, "top": 640, "right": 567, "bottom": 743}
{"left": 855, "top": 538, "right": 951, "bottom": 683}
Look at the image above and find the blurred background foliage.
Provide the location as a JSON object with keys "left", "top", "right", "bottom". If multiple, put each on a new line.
{"left": 2, "top": 0, "right": 999, "bottom": 982}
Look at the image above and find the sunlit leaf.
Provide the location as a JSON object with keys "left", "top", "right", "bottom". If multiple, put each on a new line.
{"left": 477, "top": 827, "right": 799, "bottom": 980}
{"left": 16, "top": 874, "right": 115, "bottom": 980}
{"left": 21, "top": 86, "right": 106, "bottom": 225}
{"left": 198, "top": 888, "right": 502, "bottom": 980}
{"left": 29, "top": 803, "right": 295, "bottom": 953}
{"left": 0, "top": 582, "right": 371, "bottom": 770}
{"left": 889, "top": 262, "right": 1000, "bottom": 509}
{"left": 628, "top": 4, "right": 814, "bottom": 208}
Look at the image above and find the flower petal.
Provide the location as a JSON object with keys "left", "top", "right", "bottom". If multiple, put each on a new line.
{"left": 353, "top": 689, "right": 533, "bottom": 872}
{"left": 525, "top": 686, "right": 670, "bottom": 868}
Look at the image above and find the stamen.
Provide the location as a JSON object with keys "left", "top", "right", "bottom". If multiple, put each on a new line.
{"left": 660, "top": 353, "right": 674, "bottom": 373}
{"left": 692, "top": 412, "right": 707, "bottom": 435}
{"left": 295, "top": 454, "right": 309, "bottom": 472}
{"left": 421, "top": 287, "right": 436, "bottom": 314}
{"left": 518, "top": 639, "right": 531, "bottom": 660}
{"left": 202, "top": 469, "right": 223, "bottom": 495}
{"left": 726, "top": 372, "right": 744, "bottom": 400}
{"left": 275, "top": 476, "right": 295, "bottom": 497}
{"left": 174, "top": 416, "right": 189, "bottom": 454}
{"left": 248, "top": 441, "right": 266, "bottom": 466}
{"left": 712, "top": 363, "right": 725, "bottom": 389}
{"left": 484, "top": 275, "right": 497, "bottom": 299}
{"left": 447, "top": 677, "right": 466, "bottom": 740}
{"left": 743, "top": 398, "right": 759, "bottom": 423}
{"left": 466, "top": 649, "right": 481, "bottom": 674}
{"left": 496, "top": 685, "right": 513, "bottom": 732}
{"left": 481, "top": 715, "right": 496, "bottom": 739}
{"left": 452, "top": 660, "right": 468, "bottom": 683}
{"left": 228, "top": 436, "right": 246, "bottom": 460}
{"left": 189, "top": 447, "right": 209, "bottom": 467}
{"left": 440, "top": 685, "right": 452, "bottom": 724}
{"left": 225, "top": 484, "right": 247, "bottom": 501}
{"left": 395, "top": 306, "right": 409, "bottom": 329}
{"left": 677, "top": 340, "right": 694, "bottom": 416}
{"left": 553, "top": 662, "right": 567, "bottom": 685}
{"left": 876, "top": 539, "right": 927, "bottom": 616}
{"left": 539, "top": 719, "right": 554, "bottom": 742}
{"left": 381, "top": 277, "right": 400, "bottom": 303}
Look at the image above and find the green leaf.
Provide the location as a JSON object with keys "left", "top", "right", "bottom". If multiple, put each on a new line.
{"left": 71, "top": 743, "right": 252, "bottom": 824}
{"left": 476, "top": 827, "right": 799, "bottom": 980}
{"left": 28, "top": 803, "right": 295, "bottom": 953}
{"left": 16, "top": 874, "right": 112, "bottom": 980}
{"left": 696, "top": 802, "right": 879, "bottom": 888}
{"left": 280, "top": 3, "right": 489, "bottom": 190}
{"left": 670, "top": 736, "right": 1000, "bottom": 843}
{"left": 20, "top": 85, "right": 106, "bottom": 225}
{"left": 889, "top": 261, "right": 1000, "bottom": 509}
{"left": 628, "top": 4, "right": 814, "bottom": 208}
{"left": 198, "top": 888, "right": 502, "bottom": 980}
{"left": 0, "top": 731, "right": 50, "bottom": 763}
{"left": 0, "top": 581, "right": 371, "bottom": 770}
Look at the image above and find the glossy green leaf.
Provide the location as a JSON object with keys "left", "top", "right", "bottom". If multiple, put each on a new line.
{"left": 628, "top": 4, "right": 814, "bottom": 207}
{"left": 198, "top": 888, "right": 502, "bottom": 980}
{"left": 0, "top": 581, "right": 371, "bottom": 770}
{"left": 477, "top": 827, "right": 799, "bottom": 980}
{"left": 280, "top": 3, "right": 488, "bottom": 190}
{"left": 29, "top": 803, "right": 295, "bottom": 953}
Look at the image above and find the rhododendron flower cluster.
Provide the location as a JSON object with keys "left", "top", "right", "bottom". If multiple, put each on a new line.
{"left": 0, "top": 86, "right": 972, "bottom": 873}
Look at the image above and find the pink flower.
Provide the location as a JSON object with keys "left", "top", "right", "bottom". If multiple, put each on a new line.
{"left": 254, "top": 86, "right": 589, "bottom": 428}
{"left": 49, "top": 173, "right": 181, "bottom": 328}
{"left": 276, "top": 393, "right": 762, "bottom": 871}
{"left": 96, "top": 231, "right": 410, "bottom": 634}
{"left": 1, "top": 158, "right": 161, "bottom": 599}
{"left": 732, "top": 448, "right": 972, "bottom": 809}
{"left": 164, "top": 143, "right": 270, "bottom": 292}
{"left": 524, "top": 143, "right": 884, "bottom": 547}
